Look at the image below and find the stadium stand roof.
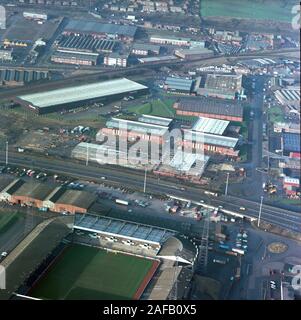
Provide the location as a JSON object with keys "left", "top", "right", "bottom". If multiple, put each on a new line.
{"left": 65, "top": 19, "right": 137, "bottom": 38}
{"left": 174, "top": 97, "right": 243, "bottom": 118}
{"left": 138, "top": 114, "right": 173, "bottom": 127}
{"left": 283, "top": 133, "right": 300, "bottom": 153}
{"left": 192, "top": 117, "right": 229, "bottom": 135}
{"left": 184, "top": 130, "right": 238, "bottom": 148}
{"left": 165, "top": 77, "right": 193, "bottom": 92}
{"left": 74, "top": 214, "right": 174, "bottom": 245}
{"left": 106, "top": 117, "right": 169, "bottom": 136}
{"left": 17, "top": 78, "right": 147, "bottom": 109}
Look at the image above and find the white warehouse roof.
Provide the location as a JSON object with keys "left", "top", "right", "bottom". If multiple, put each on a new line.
{"left": 17, "top": 78, "right": 148, "bottom": 109}
{"left": 192, "top": 117, "right": 230, "bottom": 135}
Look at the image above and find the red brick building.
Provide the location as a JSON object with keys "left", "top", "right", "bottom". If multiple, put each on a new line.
{"left": 173, "top": 97, "right": 244, "bottom": 122}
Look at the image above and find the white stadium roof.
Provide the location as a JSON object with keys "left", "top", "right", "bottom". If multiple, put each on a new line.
{"left": 192, "top": 117, "right": 229, "bottom": 135}
{"left": 17, "top": 78, "right": 147, "bottom": 108}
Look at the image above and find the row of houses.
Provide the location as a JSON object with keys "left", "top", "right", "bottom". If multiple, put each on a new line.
{"left": 0, "top": 179, "right": 96, "bottom": 214}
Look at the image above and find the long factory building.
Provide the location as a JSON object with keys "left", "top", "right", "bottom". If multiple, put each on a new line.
{"left": 0, "top": 179, "right": 96, "bottom": 214}
{"left": 173, "top": 97, "right": 244, "bottom": 122}
{"left": 15, "top": 78, "right": 148, "bottom": 114}
{"left": 98, "top": 114, "right": 239, "bottom": 158}
{"left": 63, "top": 19, "right": 137, "bottom": 42}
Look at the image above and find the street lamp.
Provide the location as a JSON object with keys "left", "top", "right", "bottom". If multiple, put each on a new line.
{"left": 5, "top": 141, "right": 8, "bottom": 166}
{"left": 257, "top": 195, "right": 264, "bottom": 227}
{"left": 225, "top": 172, "right": 230, "bottom": 196}
{"left": 143, "top": 166, "right": 147, "bottom": 194}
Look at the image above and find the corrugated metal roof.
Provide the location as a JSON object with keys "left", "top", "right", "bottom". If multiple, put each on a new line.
{"left": 175, "top": 97, "right": 243, "bottom": 118}
{"left": 184, "top": 130, "right": 238, "bottom": 148}
{"left": 138, "top": 114, "right": 173, "bottom": 127}
{"left": 17, "top": 78, "right": 147, "bottom": 108}
{"left": 65, "top": 19, "right": 137, "bottom": 38}
{"left": 283, "top": 133, "right": 300, "bottom": 152}
{"left": 106, "top": 117, "right": 169, "bottom": 136}
{"left": 165, "top": 77, "right": 193, "bottom": 91}
{"left": 74, "top": 213, "right": 174, "bottom": 245}
{"left": 192, "top": 117, "right": 229, "bottom": 135}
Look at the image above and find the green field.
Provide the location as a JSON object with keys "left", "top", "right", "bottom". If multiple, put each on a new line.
{"left": 127, "top": 98, "right": 176, "bottom": 118}
{"left": 267, "top": 105, "right": 285, "bottom": 123}
{"left": 200, "top": 0, "right": 296, "bottom": 22}
{"left": 0, "top": 212, "right": 23, "bottom": 235}
{"left": 30, "top": 244, "right": 155, "bottom": 300}
{"left": 126, "top": 98, "right": 198, "bottom": 124}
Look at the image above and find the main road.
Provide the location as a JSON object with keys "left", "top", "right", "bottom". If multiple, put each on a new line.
{"left": 1, "top": 152, "right": 300, "bottom": 233}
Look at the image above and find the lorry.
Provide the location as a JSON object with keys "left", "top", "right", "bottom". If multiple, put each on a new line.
{"left": 115, "top": 199, "right": 129, "bottom": 206}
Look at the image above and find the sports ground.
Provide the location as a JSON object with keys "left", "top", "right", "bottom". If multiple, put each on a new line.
{"left": 29, "top": 244, "right": 158, "bottom": 300}
{"left": 200, "top": 0, "right": 296, "bottom": 23}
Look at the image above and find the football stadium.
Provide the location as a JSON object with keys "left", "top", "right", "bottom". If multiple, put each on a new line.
{"left": 8, "top": 213, "right": 195, "bottom": 300}
{"left": 29, "top": 244, "right": 159, "bottom": 300}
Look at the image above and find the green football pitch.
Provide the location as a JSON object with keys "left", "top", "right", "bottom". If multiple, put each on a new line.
{"left": 30, "top": 244, "right": 155, "bottom": 300}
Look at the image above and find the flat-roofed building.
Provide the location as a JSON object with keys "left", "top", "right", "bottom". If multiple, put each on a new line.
{"left": 132, "top": 43, "right": 161, "bottom": 56}
{"left": 0, "top": 48, "right": 14, "bottom": 61}
{"left": 103, "top": 52, "right": 128, "bottom": 67}
{"left": 173, "top": 97, "right": 244, "bottom": 122}
{"left": 197, "top": 74, "right": 243, "bottom": 100}
{"left": 150, "top": 35, "right": 191, "bottom": 46}
{"left": 64, "top": 19, "right": 137, "bottom": 42}
{"left": 282, "top": 132, "right": 300, "bottom": 154}
{"left": 164, "top": 77, "right": 195, "bottom": 95}
{"left": 15, "top": 78, "right": 148, "bottom": 114}
{"left": 192, "top": 117, "right": 229, "bottom": 135}
{"left": 273, "top": 122, "right": 300, "bottom": 134}
{"left": 174, "top": 48, "right": 214, "bottom": 60}
{"left": 51, "top": 51, "right": 99, "bottom": 66}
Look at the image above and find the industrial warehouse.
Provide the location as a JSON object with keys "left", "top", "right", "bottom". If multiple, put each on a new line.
{"left": 14, "top": 78, "right": 148, "bottom": 114}
{"left": 51, "top": 51, "right": 100, "bottom": 66}
{"left": 173, "top": 97, "right": 244, "bottom": 122}
{"left": 72, "top": 112, "right": 241, "bottom": 178}
{"left": 63, "top": 19, "right": 137, "bottom": 42}
{"left": 196, "top": 74, "right": 244, "bottom": 100}
{"left": 0, "top": 179, "right": 96, "bottom": 214}
{"left": 57, "top": 35, "right": 117, "bottom": 54}
{"left": 0, "top": 69, "right": 49, "bottom": 86}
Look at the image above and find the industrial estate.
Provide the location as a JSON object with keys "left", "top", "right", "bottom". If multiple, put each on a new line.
{"left": 0, "top": 0, "right": 300, "bottom": 304}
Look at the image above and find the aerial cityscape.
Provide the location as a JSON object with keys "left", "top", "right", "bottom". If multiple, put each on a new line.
{"left": 0, "top": 0, "right": 300, "bottom": 304}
